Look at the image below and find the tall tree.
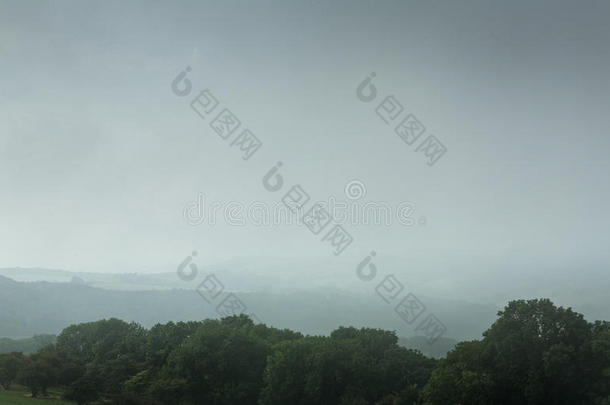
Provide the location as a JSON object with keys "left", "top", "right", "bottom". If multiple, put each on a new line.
{"left": 422, "top": 299, "right": 604, "bottom": 405}
{"left": 0, "top": 352, "right": 23, "bottom": 390}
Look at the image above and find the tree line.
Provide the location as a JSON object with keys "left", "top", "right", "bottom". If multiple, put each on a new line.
{"left": 0, "top": 298, "right": 608, "bottom": 405}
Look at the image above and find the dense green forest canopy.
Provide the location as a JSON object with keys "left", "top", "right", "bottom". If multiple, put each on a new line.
{"left": 0, "top": 299, "right": 608, "bottom": 405}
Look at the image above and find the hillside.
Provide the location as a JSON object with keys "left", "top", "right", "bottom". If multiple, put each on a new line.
{"left": 0, "top": 275, "right": 496, "bottom": 347}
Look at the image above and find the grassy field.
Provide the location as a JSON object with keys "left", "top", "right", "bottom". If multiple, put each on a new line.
{"left": 0, "top": 385, "right": 75, "bottom": 405}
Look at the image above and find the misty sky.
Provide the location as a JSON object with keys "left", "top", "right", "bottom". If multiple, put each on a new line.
{"left": 1, "top": 0, "right": 609, "bottom": 303}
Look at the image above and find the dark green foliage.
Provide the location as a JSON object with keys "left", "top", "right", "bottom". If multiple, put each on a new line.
{"left": 56, "top": 318, "right": 148, "bottom": 395}
{"left": 590, "top": 321, "right": 610, "bottom": 405}
{"left": 110, "top": 392, "right": 164, "bottom": 405}
{"left": 159, "top": 316, "right": 269, "bottom": 404}
{"left": 0, "top": 352, "right": 23, "bottom": 389}
{"left": 63, "top": 375, "right": 99, "bottom": 405}
{"left": 5, "top": 299, "right": 608, "bottom": 405}
{"left": 422, "top": 299, "right": 610, "bottom": 405}
{"left": 258, "top": 327, "right": 436, "bottom": 405}
{"left": 16, "top": 348, "right": 59, "bottom": 397}
{"left": 421, "top": 340, "right": 493, "bottom": 405}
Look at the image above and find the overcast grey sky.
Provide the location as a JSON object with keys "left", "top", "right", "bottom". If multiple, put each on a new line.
{"left": 1, "top": 0, "right": 609, "bottom": 299}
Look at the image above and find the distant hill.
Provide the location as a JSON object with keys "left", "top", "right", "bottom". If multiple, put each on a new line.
{"left": 0, "top": 334, "right": 56, "bottom": 354}
{"left": 0, "top": 274, "right": 497, "bottom": 343}
{"left": 0, "top": 267, "right": 184, "bottom": 290}
{"left": 399, "top": 335, "right": 458, "bottom": 358}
